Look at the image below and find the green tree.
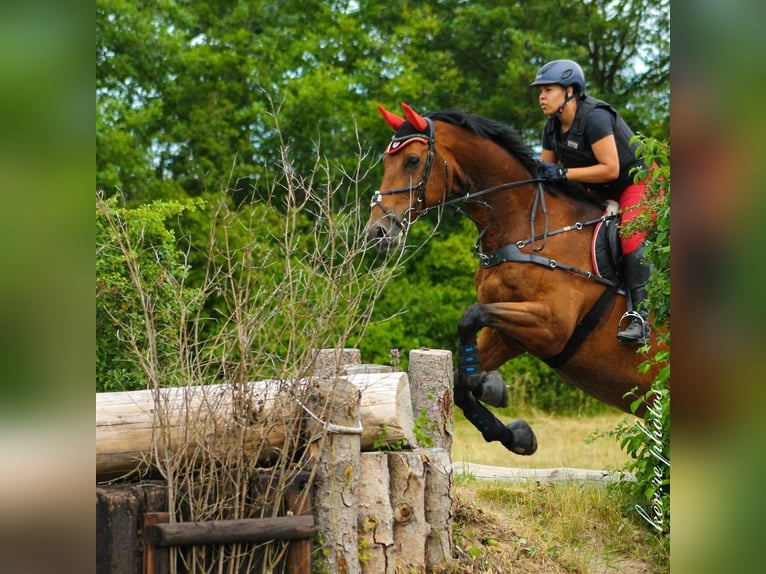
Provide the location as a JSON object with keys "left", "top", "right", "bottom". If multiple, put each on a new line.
{"left": 96, "top": 0, "right": 669, "bottom": 411}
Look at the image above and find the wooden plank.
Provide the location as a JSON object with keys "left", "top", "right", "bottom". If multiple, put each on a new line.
{"left": 286, "top": 479, "right": 313, "bottom": 574}
{"left": 453, "top": 462, "right": 636, "bottom": 483}
{"left": 145, "top": 515, "right": 316, "bottom": 547}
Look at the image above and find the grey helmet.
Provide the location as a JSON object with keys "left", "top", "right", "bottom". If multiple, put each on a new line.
{"left": 530, "top": 59, "right": 586, "bottom": 94}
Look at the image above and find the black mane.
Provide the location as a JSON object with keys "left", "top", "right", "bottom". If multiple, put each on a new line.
{"left": 426, "top": 109, "right": 539, "bottom": 175}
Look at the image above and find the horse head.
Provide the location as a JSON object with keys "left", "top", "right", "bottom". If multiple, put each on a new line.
{"left": 365, "top": 102, "right": 451, "bottom": 252}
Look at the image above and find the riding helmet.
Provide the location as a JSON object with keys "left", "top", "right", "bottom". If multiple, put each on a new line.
{"left": 530, "top": 60, "right": 586, "bottom": 94}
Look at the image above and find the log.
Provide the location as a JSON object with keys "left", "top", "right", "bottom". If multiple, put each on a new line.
{"left": 346, "top": 372, "right": 414, "bottom": 449}
{"left": 309, "top": 377, "right": 362, "bottom": 574}
{"left": 144, "top": 515, "right": 316, "bottom": 547}
{"left": 388, "top": 452, "right": 428, "bottom": 573}
{"left": 358, "top": 452, "right": 395, "bottom": 574}
{"left": 408, "top": 349, "right": 453, "bottom": 451}
{"left": 96, "top": 372, "right": 414, "bottom": 478}
{"left": 421, "top": 448, "right": 454, "bottom": 571}
{"left": 452, "top": 462, "right": 636, "bottom": 483}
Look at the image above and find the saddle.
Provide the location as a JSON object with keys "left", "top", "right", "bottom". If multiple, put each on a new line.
{"left": 591, "top": 200, "right": 624, "bottom": 290}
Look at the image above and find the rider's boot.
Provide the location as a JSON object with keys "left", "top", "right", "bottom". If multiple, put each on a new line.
{"left": 617, "top": 243, "right": 651, "bottom": 345}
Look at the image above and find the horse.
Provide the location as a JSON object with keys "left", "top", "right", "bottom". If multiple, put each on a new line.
{"left": 365, "top": 102, "right": 661, "bottom": 456}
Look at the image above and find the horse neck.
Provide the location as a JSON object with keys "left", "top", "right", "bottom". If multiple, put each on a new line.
{"left": 464, "top": 162, "right": 597, "bottom": 254}
{"left": 457, "top": 152, "right": 541, "bottom": 251}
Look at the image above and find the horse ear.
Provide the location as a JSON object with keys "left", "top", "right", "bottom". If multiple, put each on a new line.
{"left": 377, "top": 104, "right": 406, "bottom": 131}
{"left": 401, "top": 102, "right": 428, "bottom": 132}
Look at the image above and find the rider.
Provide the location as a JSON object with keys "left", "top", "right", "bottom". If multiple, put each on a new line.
{"left": 530, "top": 59, "right": 652, "bottom": 345}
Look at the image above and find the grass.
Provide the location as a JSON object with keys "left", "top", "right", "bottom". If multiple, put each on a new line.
{"left": 450, "top": 409, "right": 669, "bottom": 573}
{"left": 452, "top": 408, "right": 632, "bottom": 470}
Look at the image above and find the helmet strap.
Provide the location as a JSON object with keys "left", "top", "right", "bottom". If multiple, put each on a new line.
{"left": 553, "top": 89, "right": 576, "bottom": 118}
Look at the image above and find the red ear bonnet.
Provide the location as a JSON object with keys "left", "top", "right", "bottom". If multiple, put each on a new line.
{"left": 377, "top": 104, "right": 405, "bottom": 130}
{"left": 400, "top": 102, "right": 428, "bottom": 132}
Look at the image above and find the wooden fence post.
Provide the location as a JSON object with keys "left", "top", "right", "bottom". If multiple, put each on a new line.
{"left": 408, "top": 349, "right": 455, "bottom": 571}
{"left": 389, "top": 451, "right": 428, "bottom": 572}
{"left": 308, "top": 377, "right": 362, "bottom": 574}
{"left": 407, "top": 349, "right": 453, "bottom": 451}
{"left": 358, "top": 452, "right": 395, "bottom": 574}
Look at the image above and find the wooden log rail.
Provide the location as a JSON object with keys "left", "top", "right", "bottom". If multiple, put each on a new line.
{"left": 96, "top": 371, "right": 415, "bottom": 479}
{"left": 96, "top": 349, "right": 456, "bottom": 574}
{"left": 145, "top": 515, "right": 316, "bottom": 547}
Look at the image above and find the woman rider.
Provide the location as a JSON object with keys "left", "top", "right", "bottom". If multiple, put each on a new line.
{"left": 530, "top": 59, "right": 653, "bottom": 345}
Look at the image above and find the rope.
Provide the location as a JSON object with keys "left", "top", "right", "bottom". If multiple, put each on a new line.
{"left": 293, "top": 395, "right": 363, "bottom": 439}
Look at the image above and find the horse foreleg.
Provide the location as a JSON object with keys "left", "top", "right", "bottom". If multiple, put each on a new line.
{"left": 455, "top": 304, "right": 537, "bottom": 455}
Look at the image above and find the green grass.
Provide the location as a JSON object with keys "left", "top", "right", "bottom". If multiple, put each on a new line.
{"left": 450, "top": 410, "right": 669, "bottom": 573}
{"left": 452, "top": 408, "right": 632, "bottom": 470}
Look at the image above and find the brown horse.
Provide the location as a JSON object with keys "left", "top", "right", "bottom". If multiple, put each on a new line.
{"left": 366, "top": 102, "right": 659, "bottom": 455}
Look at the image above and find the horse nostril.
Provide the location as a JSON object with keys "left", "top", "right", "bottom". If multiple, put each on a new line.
{"left": 376, "top": 226, "right": 387, "bottom": 239}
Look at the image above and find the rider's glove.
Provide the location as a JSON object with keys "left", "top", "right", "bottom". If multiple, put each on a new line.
{"left": 539, "top": 162, "right": 568, "bottom": 182}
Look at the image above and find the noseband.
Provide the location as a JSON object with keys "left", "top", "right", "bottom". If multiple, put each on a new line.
{"left": 369, "top": 117, "right": 448, "bottom": 229}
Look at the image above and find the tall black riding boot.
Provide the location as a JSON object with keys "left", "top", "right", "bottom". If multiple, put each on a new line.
{"left": 617, "top": 243, "right": 652, "bottom": 345}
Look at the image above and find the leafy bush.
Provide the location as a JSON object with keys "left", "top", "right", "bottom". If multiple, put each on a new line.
{"left": 608, "top": 135, "right": 670, "bottom": 541}
{"left": 96, "top": 194, "right": 204, "bottom": 391}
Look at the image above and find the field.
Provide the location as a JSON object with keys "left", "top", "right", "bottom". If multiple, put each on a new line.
{"left": 449, "top": 409, "right": 669, "bottom": 573}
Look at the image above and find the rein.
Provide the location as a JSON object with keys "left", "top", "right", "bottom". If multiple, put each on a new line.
{"left": 371, "top": 118, "right": 617, "bottom": 288}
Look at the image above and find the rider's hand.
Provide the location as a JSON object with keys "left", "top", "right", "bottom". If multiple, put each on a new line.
{"left": 538, "top": 162, "right": 568, "bottom": 182}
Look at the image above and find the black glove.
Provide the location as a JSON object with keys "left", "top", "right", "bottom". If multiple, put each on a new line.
{"left": 538, "top": 162, "right": 568, "bottom": 182}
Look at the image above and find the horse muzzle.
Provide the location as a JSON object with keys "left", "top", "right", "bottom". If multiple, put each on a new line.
{"left": 365, "top": 216, "right": 404, "bottom": 253}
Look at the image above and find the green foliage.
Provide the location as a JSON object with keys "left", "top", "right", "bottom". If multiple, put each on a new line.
{"left": 608, "top": 136, "right": 670, "bottom": 539}
{"left": 97, "top": 0, "right": 668, "bottom": 205}
{"left": 96, "top": 0, "right": 669, "bottom": 414}
{"left": 96, "top": 195, "right": 204, "bottom": 391}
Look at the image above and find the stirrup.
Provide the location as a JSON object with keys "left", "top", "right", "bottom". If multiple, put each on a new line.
{"left": 617, "top": 310, "right": 649, "bottom": 345}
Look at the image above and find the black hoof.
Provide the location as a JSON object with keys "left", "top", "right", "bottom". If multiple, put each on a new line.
{"left": 474, "top": 371, "right": 508, "bottom": 408}
{"left": 504, "top": 418, "right": 537, "bottom": 455}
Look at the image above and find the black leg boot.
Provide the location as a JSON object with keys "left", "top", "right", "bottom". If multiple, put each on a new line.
{"left": 617, "top": 243, "right": 651, "bottom": 345}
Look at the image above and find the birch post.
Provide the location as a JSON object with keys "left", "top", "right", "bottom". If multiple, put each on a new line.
{"left": 307, "top": 377, "right": 362, "bottom": 574}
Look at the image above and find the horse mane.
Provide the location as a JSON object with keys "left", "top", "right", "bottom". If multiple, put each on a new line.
{"left": 425, "top": 109, "right": 540, "bottom": 175}
{"left": 426, "top": 108, "right": 604, "bottom": 208}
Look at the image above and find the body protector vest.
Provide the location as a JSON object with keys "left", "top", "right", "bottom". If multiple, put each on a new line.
{"left": 543, "top": 96, "right": 645, "bottom": 198}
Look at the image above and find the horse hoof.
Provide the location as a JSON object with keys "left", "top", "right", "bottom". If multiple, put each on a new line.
{"left": 505, "top": 419, "right": 537, "bottom": 456}
{"left": 475, "top": 371, "right": 508, "bottom": 408}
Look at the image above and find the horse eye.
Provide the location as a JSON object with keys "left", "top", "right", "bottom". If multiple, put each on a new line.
{"left": 404, "top": 155, "right": 420, "bottom": 169}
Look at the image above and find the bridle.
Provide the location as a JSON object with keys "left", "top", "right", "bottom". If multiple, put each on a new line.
{"left": 369, "top": 117, "right": 445, "bottom": 230}
{"left": 369, "top": 116, "right": 539, "bottom": 231}
{"left": 369, "top": 117, "right": 618, "bottom": 288}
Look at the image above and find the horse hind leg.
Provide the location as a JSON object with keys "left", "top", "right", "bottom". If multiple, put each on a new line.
{"left": 454, "top": 381, "right": 537, "bottom": 455}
